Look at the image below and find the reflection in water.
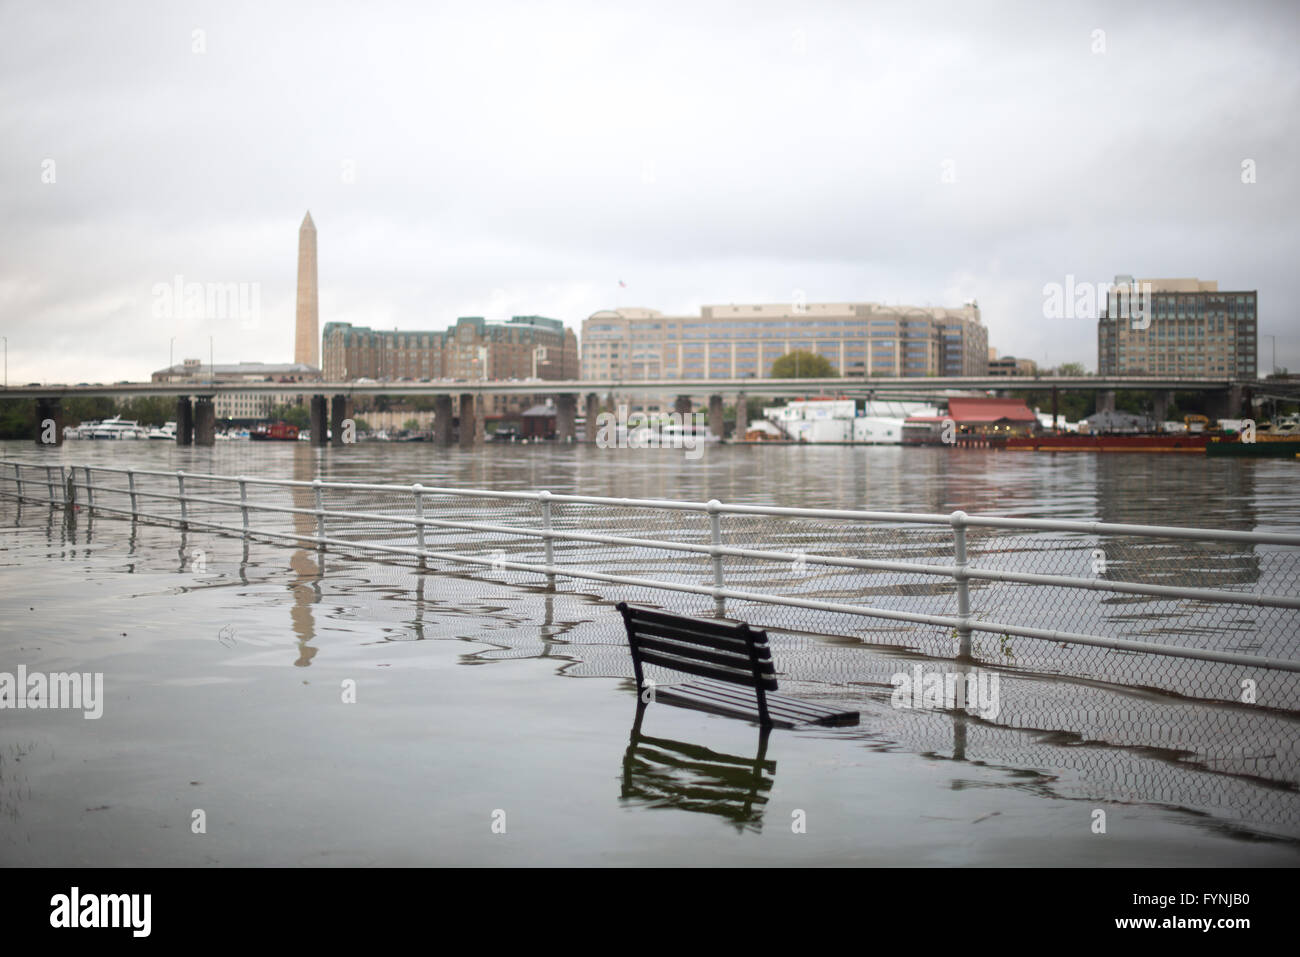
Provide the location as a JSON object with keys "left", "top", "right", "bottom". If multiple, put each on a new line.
{"left": 620, "top": 701, "right": 775, "bottom": 833}
{"left": 289, "top": 445, "right": 321, "bottom": 666}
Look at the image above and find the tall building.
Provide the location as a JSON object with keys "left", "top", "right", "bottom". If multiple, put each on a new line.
{"left": 581, "top": 301, "right": 988, "bottom": 382}
{"left": 322, "top": 315, "right": 579, "bottom": 416}
{"left": 1097, "top": 277, "right": 1257, "bottom": 377}
{"left": 294, "top": 211, "right": 319, "bottom": 368}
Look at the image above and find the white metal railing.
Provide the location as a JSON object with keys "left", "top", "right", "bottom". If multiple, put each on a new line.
{"left": 4, "top": 460, "right": 1300, "bottom": 686}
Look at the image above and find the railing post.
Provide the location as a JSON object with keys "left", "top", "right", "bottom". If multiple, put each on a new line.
{"left": 14, "top": 463, "right": 23, "bottom": 502}
{"left": 83, "top": 466, "right": 94, "bottom": 513}
{"left": 709, "top": 499, "right": 725, "bottom": 617}
{"left": 177, "top": 470, "right": 187, "bottom": 528}
{"left": 62, "top": 466, "right": 75, "bottom": 511}
{"left": 313, "top": 479, "right": 324, "bottom": 549}
{"left": 239, "top": 476, "right": 249, "bottom": 538}
{"left": 45, "top": 465, "right": 56, "bottom": 505}
{"left": 951, "top": 510, "right": 972, "bottom": 660}
{"left": 540, "top": 490, "right": 555, "bottom": 591}
{"left": 127, "top": 469, "right": 137, "bottom": 517}
{"left": 412, "top": 484, "right": 425, "bottom": 559}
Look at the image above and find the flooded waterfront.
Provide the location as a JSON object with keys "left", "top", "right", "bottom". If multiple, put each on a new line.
{"left": 1, "top": 440, "right": 1298, "bottom": 865}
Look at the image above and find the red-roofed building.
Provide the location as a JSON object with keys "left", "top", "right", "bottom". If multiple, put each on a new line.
{"left": 903, "top": 397, "right": 1038, "bottom": 445}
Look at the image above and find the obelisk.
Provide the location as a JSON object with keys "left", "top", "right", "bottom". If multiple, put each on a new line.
{"left": 294, "top": 211, "right": 319, "bottom": 367}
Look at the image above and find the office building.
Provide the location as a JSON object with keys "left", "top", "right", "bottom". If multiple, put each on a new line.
{"left": 1098, "top": 277, "right": 1257, "bottom": 377}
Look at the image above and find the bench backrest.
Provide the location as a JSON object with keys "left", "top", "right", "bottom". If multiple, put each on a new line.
{"left": 616, "top": 602, "right": 778, "bottom": 722}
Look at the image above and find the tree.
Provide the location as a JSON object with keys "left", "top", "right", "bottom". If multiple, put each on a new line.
{"left": 120, "top": 396, "right": 174, "bottom": 427}
{"left": 270, "top": 403, "right": 311, "bottom": 429}
{"left": 770, "top": 350, "right": 836, "bottom": 379}
{"left": 1051, "top": 362, "right": 1088, "bottom": 377}
{"left": 0, "top": 398, "right": 35, "bottom": 439}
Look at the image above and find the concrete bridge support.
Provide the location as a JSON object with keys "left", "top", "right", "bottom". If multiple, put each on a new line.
{"left": 175, "top": 397, "right": 194, "bottom": 446}
{"left": 310, "top": 395, "right": 328, "bottom": 446}
{"left": 34, "top": 397, "right": 63, "bottom": 446}
{"left": 330, "top": 394, "right": 349, "bottom": 447}
{"left": 734, "top": 392, "right": 748, "bottom": 441}
{"left": 459, "top": 393, "right": 483, "bottom": 447}
{"left": 1205, "top": 385, "right": 1247, "bottom": 422}
{"left": 1096, "top": 390, "right": 1116, "bottom": 414}
{"left": 556, "top": 393, "right": 577, "bottom": 442}
{"left": 708, "top": 394, "right": 725, "bottom": 441}
{"left": 1152, "top": 390, "right": 1173, "bottom": 425}
{"left": 434, "top": 395, "right": 454, "bottom": 445}
{"left": 584, "top": 393, "right": 600, "bottom": 441}
{"left": 193, "top": 397, "right": 216, "bottom": 446}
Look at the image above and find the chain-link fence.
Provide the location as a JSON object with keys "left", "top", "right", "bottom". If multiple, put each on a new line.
{"left": 4, "top": 459, "right": 1299, "bottom": 714}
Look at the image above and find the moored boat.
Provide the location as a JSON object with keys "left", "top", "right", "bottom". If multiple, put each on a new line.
{"left": 249, "top": 421, "right": 300, "bottom": 442}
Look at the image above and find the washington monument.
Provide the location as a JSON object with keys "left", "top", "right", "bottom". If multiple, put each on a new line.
{"left": 294, "top": 211, "right": 318, "bottom": 367}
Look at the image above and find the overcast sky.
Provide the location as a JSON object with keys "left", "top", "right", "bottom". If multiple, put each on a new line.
{"left": 1, "top": 0, "right": 1297, "bottom": 383}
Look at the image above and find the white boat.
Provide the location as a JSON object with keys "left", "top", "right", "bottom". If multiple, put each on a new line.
{"left": 760, "top": 399, "right": 938, "bottom": 444}
{"left": 146, "top": 421, "right": 177, "bottom": 440}
{"left": 90, "top": 416, "right": 146, "bottom": 440}
{"left": 64, "top": 421, "right": 99, "bottom": 439}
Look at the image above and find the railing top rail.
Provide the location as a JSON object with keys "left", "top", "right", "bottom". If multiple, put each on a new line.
{"left": 5, "top": 458, "right": 1300, "bottom": 547}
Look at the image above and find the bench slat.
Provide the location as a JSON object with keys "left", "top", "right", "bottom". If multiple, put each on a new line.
{"left": 638, "top": 650, "right": 779, "bottom": 691}
{"left": 665, "top": 680, "right": 835, "bottom": 723}
{"left": 665, "top": 682, "right": 859, "bottom": 727}
{"left": 631, "top": 619, "right": 770, "bottom": 657}
{"left": 635, "top": 634, "right": 775, "bottom": 676}
{"left": 688, "top": 677, "right": 857, "bottom": 722}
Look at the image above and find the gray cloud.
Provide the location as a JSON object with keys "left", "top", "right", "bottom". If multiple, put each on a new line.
{"left": 2, "top": 0, "right": 1297, "bottom": 382}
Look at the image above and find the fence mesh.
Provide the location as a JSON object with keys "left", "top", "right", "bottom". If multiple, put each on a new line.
{"left": 3, "top": 460, "right": 1298, "bottom": 715}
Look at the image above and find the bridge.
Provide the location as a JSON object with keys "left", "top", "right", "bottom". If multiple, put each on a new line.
{"left": 5, "top": 375, "right": 1287, "bottom": 447}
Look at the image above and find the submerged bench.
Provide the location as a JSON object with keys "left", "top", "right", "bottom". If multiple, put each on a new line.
{"left": 616, "top": 602, "right": 859, "bottom": 729}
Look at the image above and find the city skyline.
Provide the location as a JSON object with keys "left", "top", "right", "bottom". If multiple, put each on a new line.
{"left": 2, "top": 1, "right": 1297, "bottom": 384}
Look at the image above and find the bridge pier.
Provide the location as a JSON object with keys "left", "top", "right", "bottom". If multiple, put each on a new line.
{"left": 735, "top": 392, "right": 748, "bottom": 441}
{"left": 194, "top": 397, "right": 216, "bottom": 446}
{"left": 1096, "top": 390, "right": 1116, "bottom": 414}
{"left": 310, "top": 395, "right": 327, "bottom": 446}
{"left": 330, "top": 394, "right": 349, "bottom": 447}
{"left": 175, "top": 397, "right": 194, "bottom": 446}
{"left": 584, "top": 393, "right": 600, "bottom": 442}
{"left": 434, "top": 395, "right": 454, "bottom": 444}
{"left": 34, "top": 397, "right": 63, "bottom": 446}
{"left": 1206, "top": 385, "right": 1246, "bottom": 422}
{"left": 708, "top": 394, "right": 724, "bottom": 441}
{"left": 459, "top": 393, "right": 482, "bottom": 447}
{"left": 1152, "top": 390, "right": 1172, "bottom": 425}
{"left": 556, "top": 393, "right": 577, "bottom": 442}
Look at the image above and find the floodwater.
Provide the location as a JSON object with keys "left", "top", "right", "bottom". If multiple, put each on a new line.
{"left": 1, "top": 439, "right": 1298, "bottom": 865}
